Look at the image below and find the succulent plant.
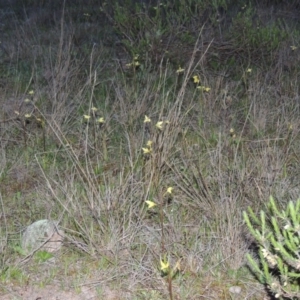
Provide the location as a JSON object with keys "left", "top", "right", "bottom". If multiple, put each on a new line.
{"left": 244, "top": 196, "right": 300, "bottom": 299}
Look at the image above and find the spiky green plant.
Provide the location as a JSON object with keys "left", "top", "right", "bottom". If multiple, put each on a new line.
{"left": 243, "top": 196, "right": 300, "bottom": 299}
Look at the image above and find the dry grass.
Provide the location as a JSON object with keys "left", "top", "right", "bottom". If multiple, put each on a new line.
{"left": 0, "top": 3, "right": 299, "bottom": 299}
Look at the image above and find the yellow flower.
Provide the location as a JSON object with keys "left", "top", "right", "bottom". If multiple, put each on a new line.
{"left": 229, "top": 128, "right": 236, "bottom": 139}
{"left": 28, "top": 90, "right": 34, "bottom": 95}
{"left": 246, "top": 68, "right": 252, "bottom": 73}
{"left": 98, "top": 117, "right": 105, "bottom": 123}
{"left": 155, "top": 121, "right": 164, "bottom": 130}
{"left": 192, "top": 75, "right": 200, "bottom": 84}
{"left": 197, "top": 86, "right": 211, "bottom": 92}
{"left": 24, "top": 98, "right": 31, "bottom": 103}
{"left": 144, "top": 115, "right": 151, "bottom": 123}
{"left": 176, "top": 66, "right": 184, "bottom": 74}
{"left": 91, "top": 107, "right": 98, "bottom": 112}
{"left": 126, "top": 55, "right": 140, "bottom": 68}
{"left": 142, "top": 147, "right": 151, "bottom": 154}
{"left": 291, "top": 45, "right": 297, "bottom": 51}
{"left": 36, "top": 117, "right": 45, "bottom": 127}
{"left": 166, "top": 187, "right": 173, "bottom": 194}
{"left": 160, "top": 259, "right": 169, "bottom": 271}
{"left": 83, "top": 115, "right": 91, "bottom": 120}
{"left": 24, "top": 114, "right": 31, "bottom": 118}
{"left": 14, "top": 111, "right": 20, "bottom": 115}
{"left": 146, "top": 140, "right": 153, "bottom": 147}
{"left": 145, "top": 200, "right": 157, "bottom": 208}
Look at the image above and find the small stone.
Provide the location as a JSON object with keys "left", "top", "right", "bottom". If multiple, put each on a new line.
{"left": 229, "top": 286, "right": 242, "bottom": 294}
{"left": 21, "top": 219, "right": 64, "bottom": 255}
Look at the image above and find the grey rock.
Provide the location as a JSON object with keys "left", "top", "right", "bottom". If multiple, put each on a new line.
{"left": 21, "top": 220, "right": 64, "bottom": 255}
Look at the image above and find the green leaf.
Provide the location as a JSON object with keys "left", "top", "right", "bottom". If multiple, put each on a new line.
{"left": 243, "top": 211, "right": 258, "bottom": 238}
{"left": 271, "top": 216, "right": 282, "bottom": 241}
{"left": 34, "top": 250, "right": 53, "bottom": 263}
{"left": 246, "top": 253, "right": 265, "bottom": 283}
{"left": 247, "top": 206, "right": 260, "bottom": 225}
{"left": 269, "top": 196, "right": 280, "bottom": 216}
{"left": 288, "top": 201, "right": 298, "bottom": 227}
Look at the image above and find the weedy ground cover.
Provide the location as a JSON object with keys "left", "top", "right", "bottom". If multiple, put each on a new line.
{"left": 0, "top": 1, "right": 300, "bottom": 299}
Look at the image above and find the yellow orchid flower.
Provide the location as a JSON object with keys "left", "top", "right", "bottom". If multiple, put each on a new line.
{"left": 155, "top": 121, "right": 164, "bottom": 130}
{"left": 83, "top": 115, "right": 91, "bottom": 120}
{"left": 160, "top": 259, "right": 170, "bottom": 271}
{"left": 146, "top": 140, "right": 153, "bottom": 147}
{"left": 192, "top": 75, "right": 200, "bottom": 84}
{"left": 142, "top": 147, "right": 151, "bottom": 154}
{"left": 145, "top": 200, "right": 157, "bottom": 208}
{"left": 98, "top": 117, "right": 105, "bottom": 123}
{"left": 197, "top": 86, "right": 211, "bottom": 92}
{"left": 166, "top": 187, "right": 173, "bottom": 194}
{"left": 176, "top": 66, "right": 184, "bottom": 74}
{"left": 144, "top": 115, "right": 151, "bottom": 123}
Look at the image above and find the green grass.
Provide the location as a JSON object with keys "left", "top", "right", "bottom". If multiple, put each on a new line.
{"left": 0, "top": 1, "right": 300, "bottom": 299}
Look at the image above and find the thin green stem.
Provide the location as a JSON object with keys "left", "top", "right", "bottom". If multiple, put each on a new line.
{"left": 159, "top": 194, "right": 165, "bottom": 253}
